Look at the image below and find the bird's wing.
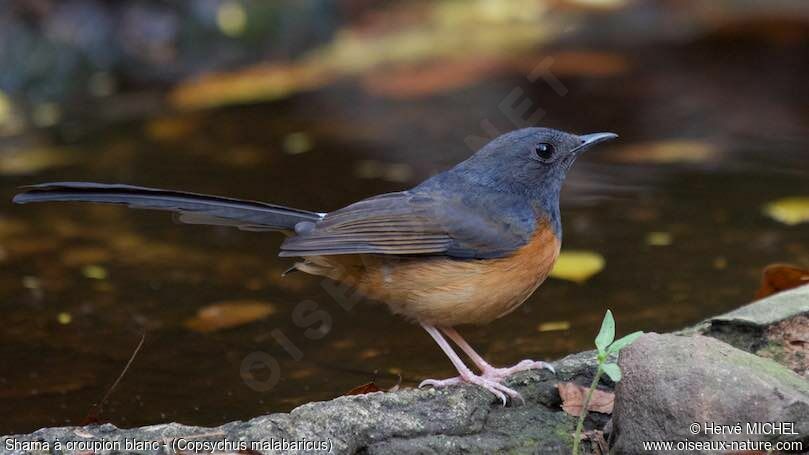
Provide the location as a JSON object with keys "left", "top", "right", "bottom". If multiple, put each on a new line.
{"left": 279, "top": 191, "right": 534, "bottom": 258}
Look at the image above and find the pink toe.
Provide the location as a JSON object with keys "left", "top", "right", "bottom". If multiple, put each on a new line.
{"left": 483, "top": 360, "right": 556, "bottom": 379}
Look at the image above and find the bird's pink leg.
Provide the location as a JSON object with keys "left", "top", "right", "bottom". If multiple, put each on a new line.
{"left": 418, "top": 323, "right": 520, "bottom": 405}
{"left": 441, "top": 327, "right": 555, "bottom": 380}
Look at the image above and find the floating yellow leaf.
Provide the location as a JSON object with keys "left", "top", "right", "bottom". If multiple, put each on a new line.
{"left": 57, "top": 312, "right": 72, "bottom": 325}
{"left": 763, "top": 197, "right": 809, "bottom": 225}
{"left": 217, "top": 0, "right": 247, "bottom": 37}
{"left": 645, "top": 231, "right": 672, "bottom": 246}
{"left": 283, "top": 132, "right": 313, "bottom": 155}
{"left": 550, "top": 250, "right": 605, "bottom": 283}
{"left": 538, "top": 321, "right": 571, "bottom": 332}
{"left": 184, "top": 300, "right": 276, "bottom": 333}
{"left": 81, "top": 265, "right": 108, "bottom": 280}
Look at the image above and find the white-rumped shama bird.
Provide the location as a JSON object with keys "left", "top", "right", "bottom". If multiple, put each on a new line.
{"left": 13, "top": 127, "right": 616, "bottom": 404}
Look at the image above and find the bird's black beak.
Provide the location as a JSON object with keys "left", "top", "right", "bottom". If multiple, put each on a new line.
{"left": 573, "top": 132, "right": 618, "bottom": 154}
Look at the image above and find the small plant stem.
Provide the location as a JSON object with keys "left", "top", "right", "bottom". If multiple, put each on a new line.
{"left": 572, "top": 363, "right": 603, "bottom": 455}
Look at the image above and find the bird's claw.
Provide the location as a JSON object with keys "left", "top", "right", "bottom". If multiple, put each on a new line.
{"left": 482, "top": 359, "right": 556, "bottom": 380}
{"left": 419, "top": 359, "right": 555, "bottom": 405}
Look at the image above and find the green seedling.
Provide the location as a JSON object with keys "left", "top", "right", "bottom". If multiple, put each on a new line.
{"left": 572, "top": 310, "right": 643, "bottom": 455}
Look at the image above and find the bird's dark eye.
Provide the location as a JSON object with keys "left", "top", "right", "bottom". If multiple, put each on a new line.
{"left": 532, "top": 143, "right": 556, "bottom": 162}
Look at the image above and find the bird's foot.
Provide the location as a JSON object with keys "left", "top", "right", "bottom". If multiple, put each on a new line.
{"left": 419, "top": 372, "right": 522, "bottom": 405}
{"left": 481, "top": 359, "right": 556, "bottom": 381}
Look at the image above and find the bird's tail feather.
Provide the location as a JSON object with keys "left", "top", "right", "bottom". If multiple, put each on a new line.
{"left": 13, "top": 182, "right": 323, "bottom": 231}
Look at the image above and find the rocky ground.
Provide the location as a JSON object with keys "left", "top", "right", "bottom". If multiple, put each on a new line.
{"left": 3, "top": 285, "right": 808, "bottom": 454}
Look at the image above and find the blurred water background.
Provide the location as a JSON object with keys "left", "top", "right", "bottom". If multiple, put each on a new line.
{"left": 0, "top": 0, "right": 808, "bottom": 433}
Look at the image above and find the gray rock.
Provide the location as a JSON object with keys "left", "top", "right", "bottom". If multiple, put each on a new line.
{"left": 1, "top": 369, "right": 577, "bottom": 455}
{"left": 612, "top": 332, "right": 809, "bottom": 454}
{"left": 712, "top": 283, "right": 809, "bottom": 327}
{"left": 683, "top": 282, "right": 809, "bottom": 352}
{"left": 4, "top": 285, "right": 809, "bottom": 455}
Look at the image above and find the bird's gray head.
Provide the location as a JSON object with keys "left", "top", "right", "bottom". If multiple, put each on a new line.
{"left": 451, "top": 127, "right": 617, "bottom": 198}
{"left": 419, "top": 127, "right": 617, "bottom": 238}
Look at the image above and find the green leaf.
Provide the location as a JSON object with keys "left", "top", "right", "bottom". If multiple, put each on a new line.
{"left": 594, "top": 310, "right": 615, "bottom": 353}
{"left": 602, "top": 363, "right": 622, "bottom": 382}
{"left": 608, "top": 331, "right": 644, "bottom": 354}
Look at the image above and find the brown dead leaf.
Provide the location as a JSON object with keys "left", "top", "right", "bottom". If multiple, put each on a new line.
{"left": 343, "top": 369, "right": 401, "bottom": 396}
{"left": 184, "top": 300, "right": 276, "bottom": 333}
{"left": 556, "top": 382, "right": 614, "bottom": 416}
{"left": 755, "top": 264, "right": 809, "bottom": 299}
{"left": 344, "top": 382, "right": 383, "bottom": 396}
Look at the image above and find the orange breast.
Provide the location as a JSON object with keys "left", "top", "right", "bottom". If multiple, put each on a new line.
{"left": 295, "top": 220, "right": 561, "bottom": 326}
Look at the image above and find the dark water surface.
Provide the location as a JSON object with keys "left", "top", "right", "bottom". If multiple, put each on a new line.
{"left": 1, "top": 35, "right": 808, "bottom": 433}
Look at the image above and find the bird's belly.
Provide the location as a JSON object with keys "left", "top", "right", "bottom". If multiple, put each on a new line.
{"left": 353, "top": 224, "right": 561, "bottom": 326}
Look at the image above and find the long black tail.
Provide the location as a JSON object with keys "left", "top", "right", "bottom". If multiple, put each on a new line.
{"left": 13, "top": 182, "right": 323, "bottom": 231}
